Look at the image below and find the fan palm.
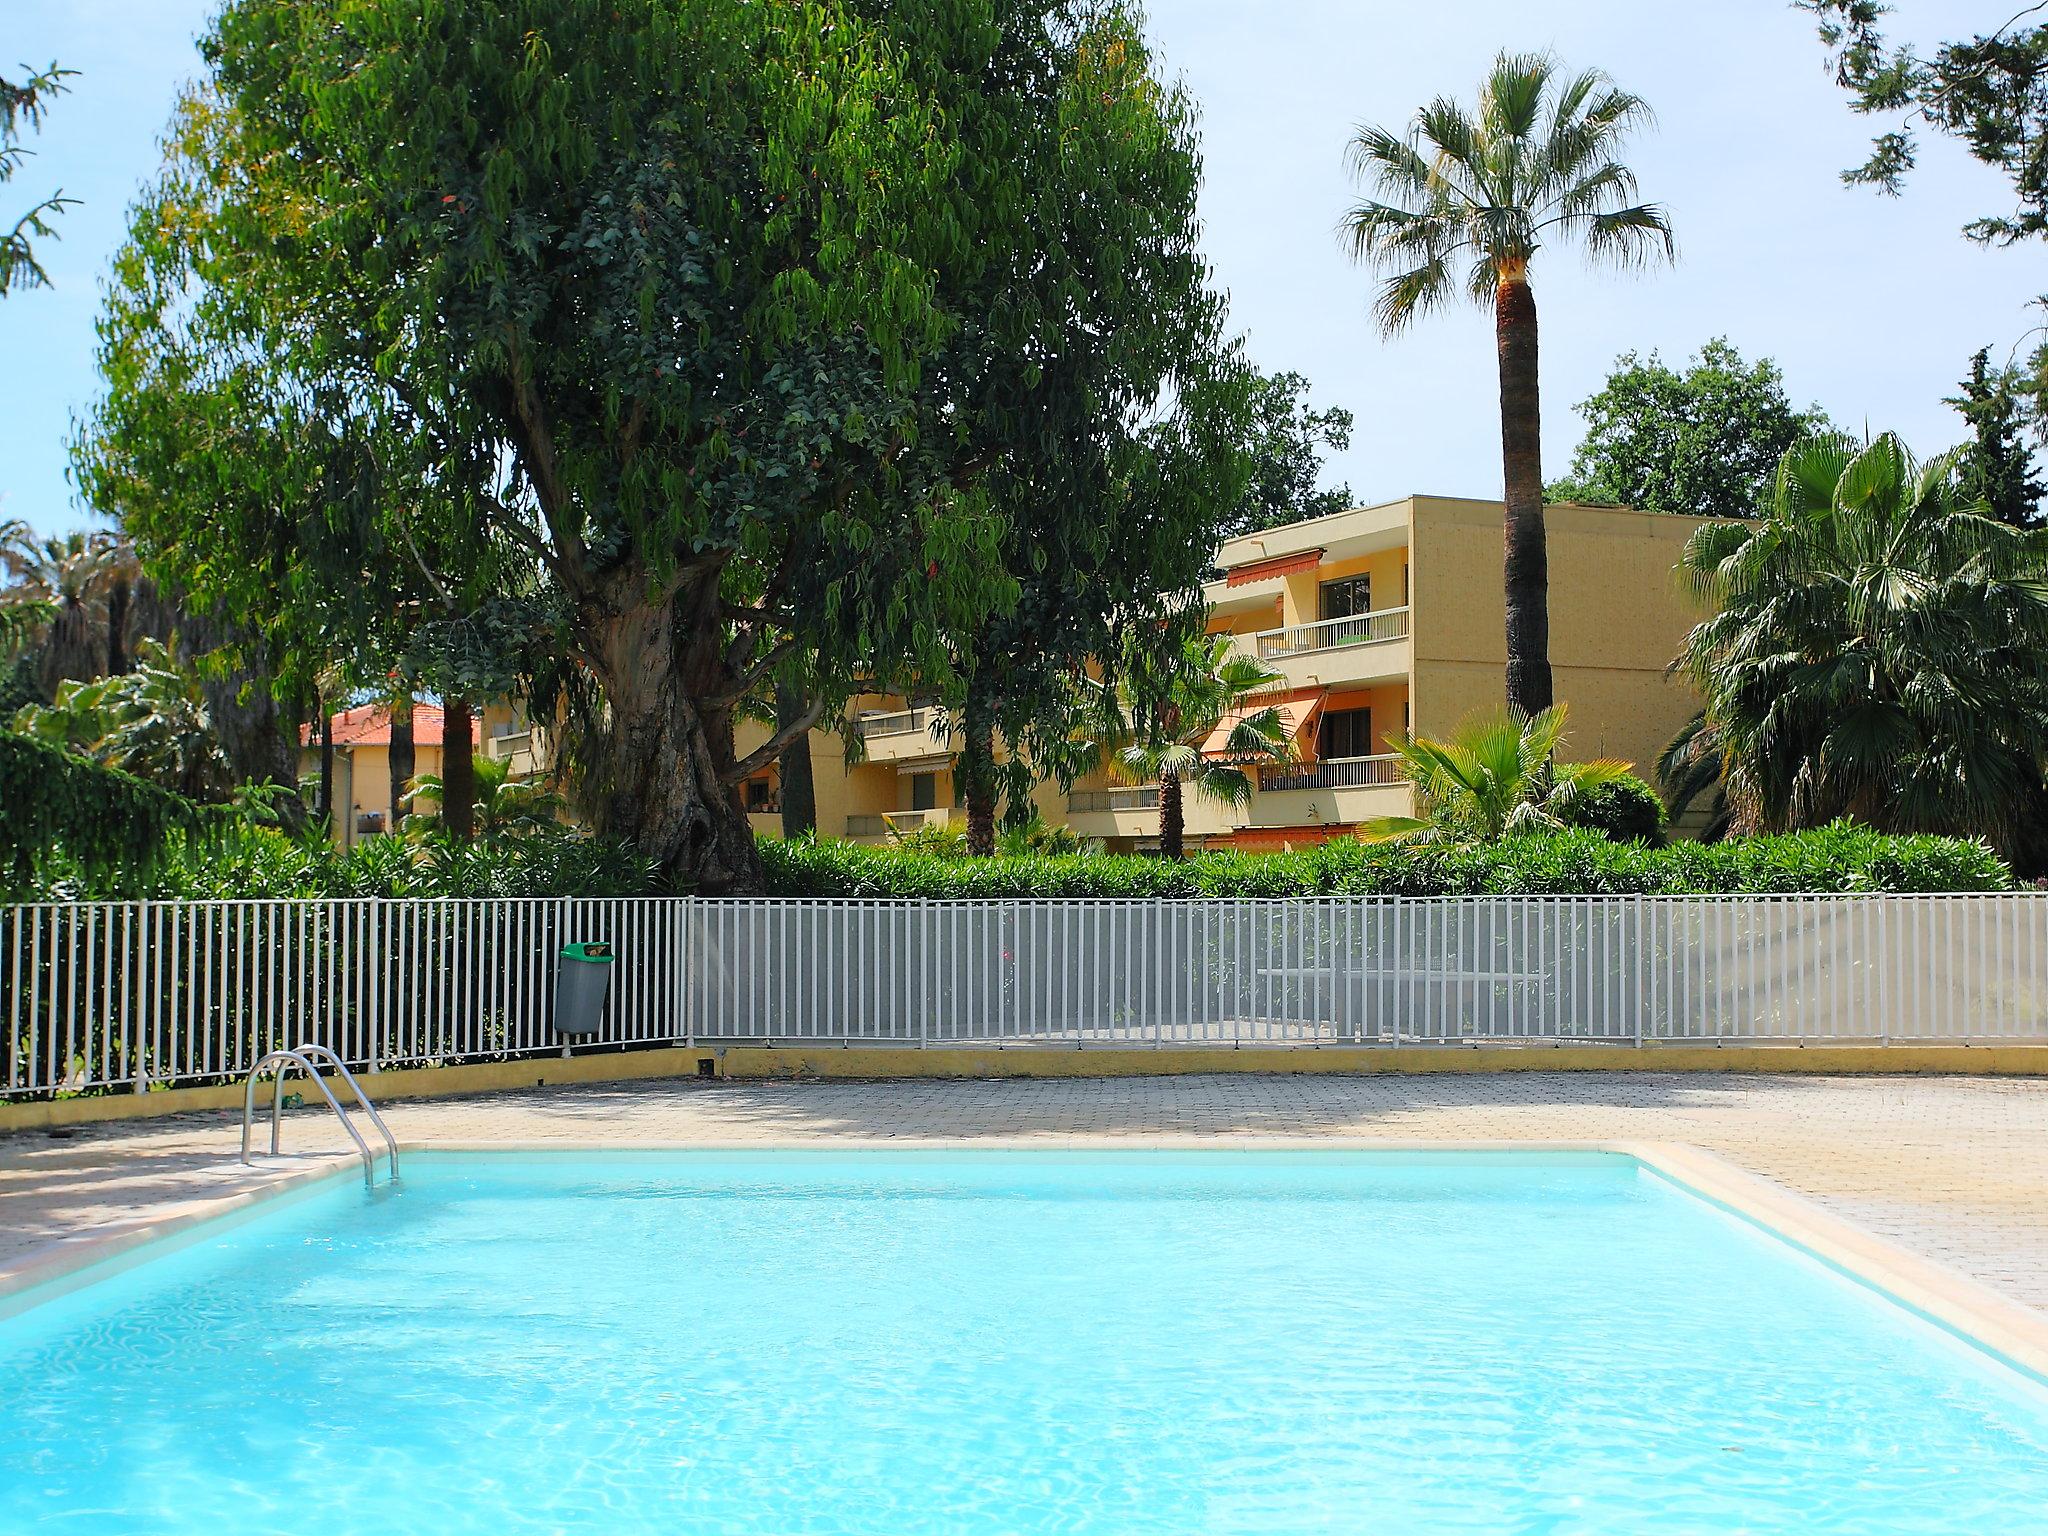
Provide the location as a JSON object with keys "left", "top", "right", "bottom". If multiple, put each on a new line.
{"left": 1361, "top": 704, "right": 1633, "bottom": 843}
{"left": 404, "top": 752, "right": 564, "bottom": 841}
{"left": 1667, "top": 433, "right": 2048, "bottom": 851}
{"left": 1343, "top": 52, "right": 1673, "bottom": 718}
{"left": 1096, "top": 634, "right": 1294, "bottom": 859}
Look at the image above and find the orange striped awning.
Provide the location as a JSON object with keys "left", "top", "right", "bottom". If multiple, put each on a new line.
{"left": 1201, "top": 688, "right": 1325, "bottom": 761}
{"left": 1224, "top": 548, "right": 1323, "bottom": 587}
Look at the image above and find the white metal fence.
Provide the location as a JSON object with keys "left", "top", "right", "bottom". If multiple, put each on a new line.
{"left": 5, "top": 894, "right": 2046, "bottom": 1098}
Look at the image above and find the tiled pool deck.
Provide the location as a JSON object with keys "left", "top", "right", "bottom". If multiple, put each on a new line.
{"left": 5, "top": 1072, "right": 2048, "bottom": 1314}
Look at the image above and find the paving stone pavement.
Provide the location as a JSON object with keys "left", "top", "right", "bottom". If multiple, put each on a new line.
{"left": 4, "top": 1072, "right": 2047, "bottom": 1313}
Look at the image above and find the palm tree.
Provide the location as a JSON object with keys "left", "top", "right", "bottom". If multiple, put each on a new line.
{"left": 1098, "top": 634, "right": 1294, "bottom": 859}
{"left": 1343, "top": 52, "right": 1673, "bottom": 718}
{"left": 1362, "top": 704, "right": 1632, "bottom": 842}
{"left": 0, "top": 520, "right": 141, "bottom": 693}
{"left": 1667, "top": 432, "right": 2048, "bottom": 852}
{"left": 403, "top": 753, "right": 564, "bottom": 840}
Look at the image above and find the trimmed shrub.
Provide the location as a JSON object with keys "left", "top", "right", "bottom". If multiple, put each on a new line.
{"left": 19, "top": 821, "right": 661, "bottom": 902}
{"left": 758, "top": 822, "right": 2012, "bottom": 899}
{"left": 1562, "top": 774, "right": 1668, "bottom": 846}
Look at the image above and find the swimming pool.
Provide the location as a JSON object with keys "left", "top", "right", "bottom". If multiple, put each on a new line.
{"left": 4, "top": 1150, "right": 2047, "bottom": 1533}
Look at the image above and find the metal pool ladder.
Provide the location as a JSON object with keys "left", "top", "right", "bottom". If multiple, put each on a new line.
{"left": 241, "top": 1044, "right": 399, "bottom": 1190}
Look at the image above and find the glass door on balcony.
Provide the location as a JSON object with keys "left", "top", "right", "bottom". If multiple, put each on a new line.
{"left": 1318, "top": 574, "right": 1370, "bottom": 622}
{"left": 1317, "top": 707, "right": 1373, "bottom": 761}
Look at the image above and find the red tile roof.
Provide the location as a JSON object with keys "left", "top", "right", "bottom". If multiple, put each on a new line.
{"left": 299, "top": 703, "right": 477, "bottom": 749}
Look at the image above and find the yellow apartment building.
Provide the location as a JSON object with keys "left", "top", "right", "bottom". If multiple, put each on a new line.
{"left": 298, "top": 698, "right": 539, "bottom": 846}
{"left": 732, "top": 496, "right": 1714, "bottom": 850}
{"left": 310, "top": 498, "right": 1711, "bottom": 850}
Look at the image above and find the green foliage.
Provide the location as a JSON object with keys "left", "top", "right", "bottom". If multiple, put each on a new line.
{"left": 1801, "top": 2, "right": 2048, "bottom": 243}
{"left": 760, "top": 823, "right": 2012, "bottom": 898}
{"left": 1215, "top": 370, "right": 1355, "bottom": 538}
{"left": 1947, "top": 347, "right": 2044, "bottom": 528}
{"left": 1548, "top": 339, "right": 1830, "bottom": 520}
{"left": 1362, "top": 705, "right": 1634, "bottom": 843}
{"left": 1, "top": 61, "right": 77, "bottom": 296}
{"left": 403, "top": 754, "right": 564, "bottom": 840}
{"left": 0, "top": 653, "right": 40, "bottom": 718}
{"left": 1093, "top": 632, "right": 1293, "bottom": 859}
{"left": 21, "top": 819, "right": 659, "bottom": 902}
{"left": 929, "top": 5, "right": 1252, "bottom": 845}
{"left": 11, "top": 639, "right": 235, "bottom": 800}
{"left": 1, "top": 518, "right": 136, "bottom": 691}
{"left": 1561, "top": 774, "right": 1668, "bottom": 846}
{"left": 887, "top": 819, "right": 970, "bottom": 857}
{"left": 83, "top": 0, "right": 1251, "bottom": 893}
{"left": 1669, "top": 432, "right": 2048, "bottom": 852}
{"left": 0, "top": 731, "right": 213, "bottom": 894}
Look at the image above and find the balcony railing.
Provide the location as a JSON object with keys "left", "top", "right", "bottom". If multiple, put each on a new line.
{"left": 854, "top": 707, "right": 937, "bottom": 741}
{"left": 1067, "top": 786, "right": 1161, "bottom": 814}
{"left": 846, "top": 808, "right": 954, "bottom": 838}
{"left": 1256, "top": 605, "right": 1409, "bottom": 660}
{"left": 1259, "top": 754, "right": 1405, "bottom": 792}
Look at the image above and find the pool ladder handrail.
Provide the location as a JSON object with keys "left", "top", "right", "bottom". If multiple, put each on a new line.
{"left": 240, "top": 1044, "right": 399, "bottom": 1190}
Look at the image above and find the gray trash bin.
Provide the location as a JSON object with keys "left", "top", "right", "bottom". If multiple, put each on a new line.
{"left": 554, "top": 941, "right": 614, "bottom": 1054}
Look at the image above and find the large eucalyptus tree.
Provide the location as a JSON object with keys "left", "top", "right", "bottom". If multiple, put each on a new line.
{"left": 78, "top": 0, "right": 1228, "bottom": 891}
{"left": 1342, "top": 52, "right": 1674, "bottom": 718}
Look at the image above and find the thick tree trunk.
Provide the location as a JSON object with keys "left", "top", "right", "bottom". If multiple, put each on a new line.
{"left": 961, "top": 689, "right": 997, "bottom": 857}
{"left": 106, "top": 580, "right": 130, "bottom": 676}
{"left": 775, "top": 680, "right": 817, "bottom": 838}
{"left": 1495, "top": 268, "right": 1553, "bottom": 719}
{"left": 442, "top": 695, "right": 476, "bottom": 841}
{"left": 388, "top": 693, "right": 415, "bottom": 831}
{"left": 586, "top": 571, "right": 764, "bottom": 894}
{"left": 1158, "top": 769, "right": 1185, "bottom": 859}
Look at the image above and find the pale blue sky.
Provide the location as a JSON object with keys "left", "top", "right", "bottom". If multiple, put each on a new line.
{"left": 3, "top": 1, "right": 2038, "bottom": 534}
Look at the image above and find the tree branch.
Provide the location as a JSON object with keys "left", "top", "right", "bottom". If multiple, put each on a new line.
{"left": 722, "top": 694, "right": 826, "bottom": 784}
{"left": 706, "top": 635, "right": 800, "bottom": 709}
{"left": 503, "top": 339, "right": 589, "bottom": 594}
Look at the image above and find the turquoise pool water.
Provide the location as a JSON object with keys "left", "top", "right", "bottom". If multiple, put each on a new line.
{"left": 4, "top": 1151, "right": 2048, "bottom": 1533}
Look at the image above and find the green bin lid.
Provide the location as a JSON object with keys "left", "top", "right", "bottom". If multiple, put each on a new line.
{"left": 560, "top": 941, "right": 615, "bottom": 962}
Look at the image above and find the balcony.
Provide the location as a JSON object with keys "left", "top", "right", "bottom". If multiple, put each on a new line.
{"left": 483, "top": 727, "right": 550, "bottom": 780}
{"left": 1256, "top": 605, "right": 1409, "bottom": 660}
{"left": 846, "top": 807, "right": 957, "bottom": 840}
{"left": 1259, "top": 754, "right": 1404, "bottom": 792}
{"left": 853, "top": 706, "right": 946, "bottom": 764}
{"left": 1067, "top": 786, "right": 1161, "bottom": 814}
{"left": 1244, "top": 606, "right": 1411, "bottom": 690}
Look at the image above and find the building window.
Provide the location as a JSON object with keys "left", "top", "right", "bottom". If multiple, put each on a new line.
{"left": 909, "top": 772, "right": 937, "bottom": 811}
{"left": 1318, "top": 707, "right": 1373, "bottom": 760}
{"left": 1319, "top": 575, "right": 1370, "bottom": 622}
{"left": 743, "top": 777, "right": 777, "bottom": 813}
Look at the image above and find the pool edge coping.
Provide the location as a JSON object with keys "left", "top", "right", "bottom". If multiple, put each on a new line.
{"left": 6, "top": 1136, "right": 2048, "bottom": 1385}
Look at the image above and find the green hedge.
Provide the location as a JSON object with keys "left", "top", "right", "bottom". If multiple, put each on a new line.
{"left": 0, "top": 732, "right": 218, "bottom": 895}
{"left": 760, "top": 823, "right": 2014, "bottom": 898}
{"left": 18, "top": 821, "right": 662, "bottom": 902}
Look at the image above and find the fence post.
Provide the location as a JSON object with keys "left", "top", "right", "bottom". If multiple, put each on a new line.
{"left": 1633, "top": 895, "right": 1645, "bottom": 1049}
{"left": 920, "top": 899, "right": 931, "bottom": 1051}
{"left": 677, "top": 897, "right": 692, "bottom": 1051}
{"left": 133, "top": 900, "right": 149, "bottom": 1093}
